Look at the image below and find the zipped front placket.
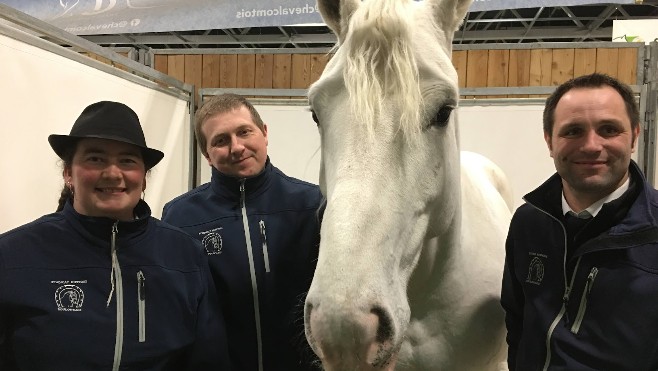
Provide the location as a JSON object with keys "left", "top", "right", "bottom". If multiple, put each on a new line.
{"left": 109, "top": 221, "right": 125, "bottom": 371}
{"left": 542, "top": 256, "right": 581, "bottom": 371}
{"left": 570, "top": 267, "right": 598, "bottom": 334}
{"left": 137, "top": 270, "right": 146, "bottom": 343}
{"left": 240, "top": 180, "right": 264, "bottom": 371}
{"left": 259, "top": 220, "right": 271, "bottom": 273}
{"left": 527, "top": 203, "right": 582, "bottom": 371}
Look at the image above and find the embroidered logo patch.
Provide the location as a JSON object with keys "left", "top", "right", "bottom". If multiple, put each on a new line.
{"left": 53, "top": 283, "right": 85, "bottom": 311}
{"left": 199, "top": 227, "right": 223, "bottom": 255}
{"left": 526, "top": 254, "right": 546, "bottom": 285}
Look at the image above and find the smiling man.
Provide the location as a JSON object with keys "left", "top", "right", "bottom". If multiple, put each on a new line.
{"left": 162, "top": 93, "right": 323, "bottom": 371}
{"left": 501, "top": 73, "right": 658, "bottom": 370}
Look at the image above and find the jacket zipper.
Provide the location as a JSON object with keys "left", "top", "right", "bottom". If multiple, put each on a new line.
{"left": 110, "top": 221, "right": 125, "bottom": 371}
{"left": 526, "top": 203, "right": 579, "bottom": 371}
{"left": 570, "top": 267, "right": 598, "bottom": 334}
{"left": 137, "top": 270, "right": 146, "bottom": 343}
{"left": 542, "top": 256, "right": 581, "bottom": 371}
{"left": 259, "top": 220, "right": 271, "bottom": 273}
{"left": 240, "top": 180, "right": 264, "bottom": 371}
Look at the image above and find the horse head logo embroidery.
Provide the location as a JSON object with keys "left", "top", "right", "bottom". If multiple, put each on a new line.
{"left": 55, "top": 284, "right": 85, "bottom": 311}
{"left": 526, "top": 256, "right": 545, "bottom": 285}
{"left": 200, "top": 227, "right": 223, "bottom": 255}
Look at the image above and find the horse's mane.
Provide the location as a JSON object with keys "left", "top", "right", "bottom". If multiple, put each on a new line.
{"left": 343, "top": 0, "right": 422, "bottom": 141}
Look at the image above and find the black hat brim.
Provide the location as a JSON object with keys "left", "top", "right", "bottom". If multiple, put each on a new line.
{"left": 48, "top": 134, "right": 164, "bottom": 170}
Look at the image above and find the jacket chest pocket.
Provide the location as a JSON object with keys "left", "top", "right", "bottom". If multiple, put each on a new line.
{"left": 570, "top": 267, "right": 598, "bottom": 334}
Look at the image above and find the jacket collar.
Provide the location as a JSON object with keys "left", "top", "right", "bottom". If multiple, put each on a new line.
{"left": 524, "top": 160, "right": 657, "bottom": 233}
{"left": 210, "top": 157, "right": 273, "bottom": 200}
{"left": 62, "top": 198, "right": 151, "bottom": 245}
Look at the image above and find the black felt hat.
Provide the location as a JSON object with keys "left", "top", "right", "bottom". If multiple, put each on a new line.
{"left": 48, "top": 101, "right": 164, "bottom": 169}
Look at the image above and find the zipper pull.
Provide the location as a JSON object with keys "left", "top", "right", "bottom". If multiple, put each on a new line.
{"left": 585, "top": 267, "right": 598, "bottom": 296}
{"left": 137, "top": 271, "right": 145, "bottom": 300}
{"left": 239, "top": 179, "right": 246, "bottom": 208}
{"left": 259, "top": 220, "right": 271, "bottom": 273}
{"left": 562, "top": 286, "right": 572, "bottom": 325}
{"left": 111, "top": 222, "right": 118, "bottom": 246}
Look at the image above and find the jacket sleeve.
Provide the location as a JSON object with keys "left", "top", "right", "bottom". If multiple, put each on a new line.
{"left": 501, "top": 230, "right": 524, "bottom": 371}
{"left": 184, "top": 252, "right": 233, "bottom": 370}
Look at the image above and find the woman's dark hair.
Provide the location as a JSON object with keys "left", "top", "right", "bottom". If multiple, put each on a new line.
{"left": 56, "top": 143, "right": 78, "bottom": 212}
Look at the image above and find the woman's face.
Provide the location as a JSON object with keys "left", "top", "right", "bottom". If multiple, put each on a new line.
{"left": 64, "top": 138, "right": 146, "bottom": 221}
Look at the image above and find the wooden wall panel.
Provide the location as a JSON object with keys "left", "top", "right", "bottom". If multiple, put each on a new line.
{"left": 168, "top": 55, "right": 185, "bottom": 82}
{"left": 487, "top": 49, "right": 509, "bottom": 98}
{"left": 508, "top": 49, "right": 531, "bottom": 97}
{"left": 202, "top": 55, "right": 220, "bottom": 89}
{"left": 154, "top": 54, "right": 168, "bottom": 75}
{"left": 255, "top": 54, "right": 274, "bottom": 89}
{"left": 219, "top": 55, "right": 238, "bottom": 88}
{"left": 291, "top": 54, "right": 311, "bottom": 89}
{"left": 617, "top": 48, "right": 638, "bottom": 85}
{"left": 465, "top": 50, "right": 488, "bottom": 98}
{"left": 529, "top": 49, "right": 552, "bottom": 97}
{"left": 310, "top": 54, "right": 329, "bottom": 85}
{"left": 273, "top": 54, "right": 292, "bottom": 89}
{"left": 451, "top": 50, "right": 468, "bottom": 89}
{"left": 150, "top": 46, "right": 639, "bottom": 101}
{"left": 551, "top": 49, "right": 574, "bottom": 85}
{"left": 573, "top": 48, "right": 596, "bottom": 77}
{"left": 596, "top": 48, "right": 619, "bottom": 77}
{"left": 184, "top": 55, "right": 202, "bottom": 100}
{"left": 237, "top": 54, "right": 256, "bottom": 89}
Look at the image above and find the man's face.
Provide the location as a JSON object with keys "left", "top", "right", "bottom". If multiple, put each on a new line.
{"left": 545, "top": 86, "right": 639, "bottom": 207}
{"left": 202, "top": 105, "right": 268, "bottom": 178}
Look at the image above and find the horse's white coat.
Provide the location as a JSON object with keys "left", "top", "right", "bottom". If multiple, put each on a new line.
{"left": 304, "top": 0, "right": 511, "bottom": 370}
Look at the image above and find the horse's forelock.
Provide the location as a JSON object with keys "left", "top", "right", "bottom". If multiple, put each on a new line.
{"left": 343, "top": 0, "right": 422, "bottom": 141}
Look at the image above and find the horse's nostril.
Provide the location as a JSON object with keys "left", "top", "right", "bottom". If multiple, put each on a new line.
{"left": 371, "top": 306, "right": 394, "bottom": 343}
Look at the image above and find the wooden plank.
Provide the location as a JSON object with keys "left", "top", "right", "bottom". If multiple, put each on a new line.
{"left": 237, "top": 54, "right": 256, "bottom": 90}
{"left": 617, "top": 48, "right": 638, "bottom": 85}
{"left": 273, "top": 54, "right": 292, "bottom": 89}
{"left": 573, "top": 48, "right": 596, "bottom": 77}
{"left": 168, "top": 55, "right": 185, "bottom": 82}
{"left": 508, "top": 49, "right": 531, "bottom": 98}
{"left": 529, "top": 49, "right": 552, "bottom": 98}
{"left": 185, "top": 55, "right": 203, "bottom": 102}
{"left": 452, "top": 50, "right": 468, "bottom": 89}
{"left": 551, "top": 49, "right": 574, "bottom": 85}
{"left": 255, "top": 54, "right": 274, "bottom": 89}
{"left": 486, "top": 49, "right": 509, "bottom": 98}
{"left": 202, "top": 55, "right": 221, "bottom": 89}
{"left": 595, "top": 48, "right": 619, "bottom": 78}
{"left": 465, "top": 49, "right": 488, "bottom": 99}
{"left": 310, "top": 53, "right": 329, "bottom": 85}
{"left": 154, "top": 54, "right": 168, "bottom": 75}
{"left": 219, "top": 55, "right": 238, "bottom": 88}
{"left": 291, "top": 54, "right": 311, "bottom": 89}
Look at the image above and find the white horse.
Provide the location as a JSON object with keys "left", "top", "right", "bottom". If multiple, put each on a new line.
{"left": 304, "top": 0, "right": 512, "bottom": 370}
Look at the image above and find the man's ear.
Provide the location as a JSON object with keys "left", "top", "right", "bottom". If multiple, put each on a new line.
{"left": 263, "top": 123, "right": 268, "bottom": 146}
{"left": 544, "top": 131, "right": 554, "bottom": 158}
{"left": 631, "top": 124, "right": 640, "bottom": 153}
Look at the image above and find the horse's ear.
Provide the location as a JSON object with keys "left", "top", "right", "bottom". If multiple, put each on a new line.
{"left": 427, "top": 0, "right": 473, "bottom": 32}
{"left": 318, "top": 0, "right": 360, "bottom": 43}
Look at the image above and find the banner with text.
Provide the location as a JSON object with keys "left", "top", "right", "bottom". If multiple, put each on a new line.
{"left": 0, "top": 0, "right": 636, "bottom": 35}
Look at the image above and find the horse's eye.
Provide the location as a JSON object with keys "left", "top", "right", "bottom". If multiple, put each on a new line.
{"left": 311, "top": 110, "right": 319, "bottom": 126}
{"left": 430, "top": 105, "right": 454, "bottom": 128}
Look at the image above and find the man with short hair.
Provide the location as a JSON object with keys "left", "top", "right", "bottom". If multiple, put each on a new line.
{"left": 163, "top": 93, "right": 322, "bottom": 371}
{"left": 501, "top": 73, "right": 658, "bottom": 370}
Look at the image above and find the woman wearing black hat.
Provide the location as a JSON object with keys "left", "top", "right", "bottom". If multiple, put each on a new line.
{"left": 0, "top": 101, "right": 231, "bottom": 370}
